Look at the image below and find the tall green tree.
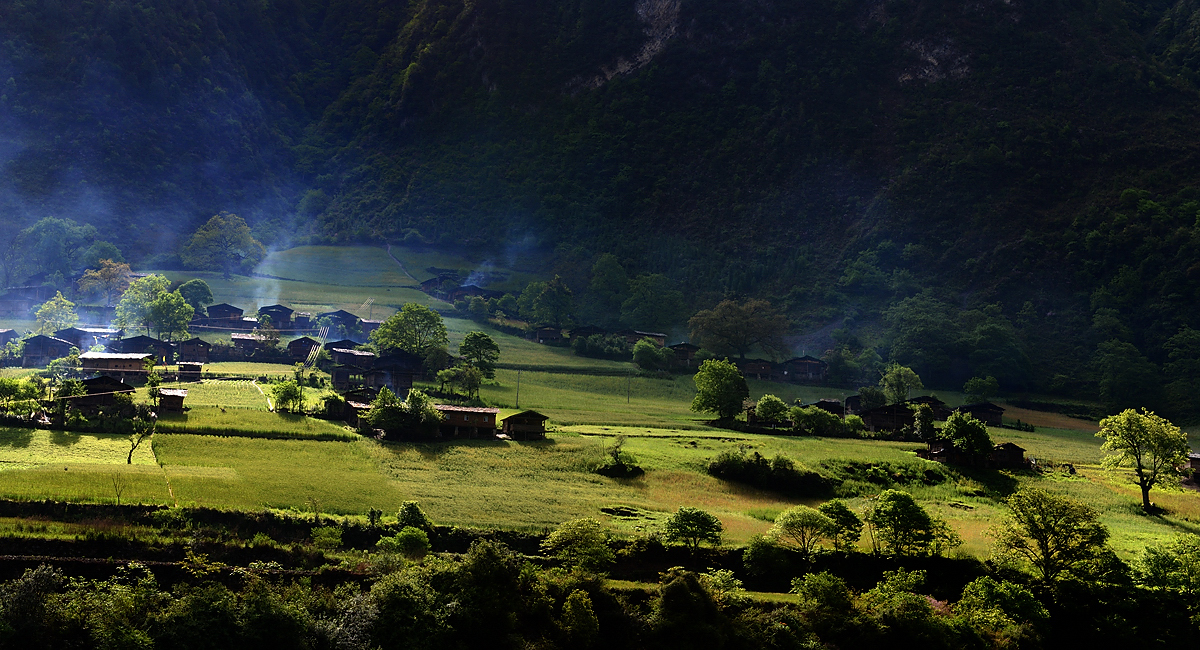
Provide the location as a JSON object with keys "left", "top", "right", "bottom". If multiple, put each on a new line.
{"left": 18, "top": 217, "right": 98, "bottom": 277}
{"left": 370, "top": 303, "right": 449, "bottom": 358}
{"left": 35, "top": 292, "right": 78, "bottom": 334}
{"left": 76, "top": 259, "right": 132, "bottom": 306}
{"left": 180, "top": 212, "right": 266, "bottom": 279}
{"left": 177, "top": 279, "right": 215, "bottom": 314}
{"left": 620, "top": 273, "right": 685, "bottom": 332}
{"left": 688, "top": 299, "right": 789, "bottom": 360}
{"left": 940, "top": 411, "right": 993, "bottom": 461}
{"left": 664, "top": 506, "right": 723, "bottom": 552}
{"left": 879, "top": 363, "right": 922, "bottom": 404}
{"left": 866, "top": 489, "right": 959, "bottom": 557}
{"left": 540, "top": 518, "right": 614, "bottom": 571}
{"left": 458, "top": 331, "right": 499, "bottom": 378}
{"left": 532, "top": 275, "right": 574, "bottom": 328}
{"left": 148, "top": 291, "right": 194, "bottom": 341}
{"left": 115, "top": 275, "right": 170, "bottom": 335}
{"left": 770, "top": 506, "right": 835, "bottom": 559}
{"left": 690, "top": 358, "right": 749, "bottom": 422}
{"left": 964, "top": 375, "right": 999, "bottom": 403}
{"left": 994, "top": 488, "right": 1110, "bottom": 583}
{"left": 1096, "top": 408, "right": 1190, "bottom": 510}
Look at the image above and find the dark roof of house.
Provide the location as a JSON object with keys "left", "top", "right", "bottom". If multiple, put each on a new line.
{"left": 435, "top": 405, "right": 500, "bottom": 414}
{"left": 26, "top": 335, "right": 73, "bottom": 346}
{"left": 318, "top": 309, "right": 359, "bottom": 321}
{"left": 994, "top": 442, "right": 1025, "bottom": 451}
{"left": 501, "top": 410, "right": 550, "bottom": 422}
{"left": 288, "top": 336, "right": 319, "bottom": 347}
{"left": 784, "top": 355, "right": 826, "bottom": 364}
{"left": 207, "top": 303, "right": 243, "bottom": 314}
{"left": 375, "top": 351, "right": 424, "bottom": 368}
{"left": 958, "top": 402, "right": 1005, "bottom": 412}
{"left": 159, "top": 388, "right": 188, "bottom": 398}
{"left": 259, "top": 304, "right": 294, "bottom": 315}
{"left": 80, "top": 376, "right": 133, "bottom": 394}
{"left": 909, "top": 395, "right": 949, "bottom": 405}
{"left": 180, "top": 337, "right": 212, "bottom": 348}
{"left": 121, "top": 335, "right": 168, "bottom": 346}
{"left": 324, "top": 339, "right": 358, "bottom": 350}
{"left": 669, "top": 342, "right": 700, "bottom": 350}
{"left": 860, "top": 403, "right": 917, "bottom": 416}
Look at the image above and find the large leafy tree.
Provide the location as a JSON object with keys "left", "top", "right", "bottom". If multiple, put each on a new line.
{"left": 540, "top": 518, "right": 614, "bottom": 571}
{"left": 770, "top": 506, "right": 835, "bottom": 559}
{"left": 879, "top": 362, "right": 923, "bottom": 404}
{"left": 940, "top": 411, "right": 993, "bottom": 461}
{"left": 459, "top": 331, "right": 500, "bottom": 378}
{"left": 115, "top": 275, "right": 170, "bottom": 335}
{"left": 370, "top": 303, "right": 448, "bottom": 358}
{"left": 690, "top": 358, "right": 749, "bottom": 422}
{"left": 994, "top": 488, "right": 1110, "bottom": 583}
{"left": 76, "top": 259, "right": 132, "bottom": 306}
{"left": 35, "top": 292, "right": 78, "bottom": 334}
{"left": 688, "top": 299, "right": 789, "bottom": 360}
{"left": 1096, "top": 408, "right": 1190, "bottom": 510}
{"left": 177, "top": 279, "right": 215, "bottom": 314}
{"left": 180, "top": 212, "right": 266, "bottom": 279}
{"left": 532, "top": 275, "right": 575, "bottom": 328}
{"left": 664, "top": 506, "right": 723, "bottom": 552}
{"left": 18, "top": 217, "right": 98, "bottom": 277}
{"left": 148, "top": 291, "right": 194, "bottom": 341}
{"left": 866, "top": 489, "right": 959, "bottom": 557}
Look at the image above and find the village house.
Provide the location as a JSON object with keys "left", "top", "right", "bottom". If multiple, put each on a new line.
{"left": 620, "top": 330, "right": 666, "bottom": 347}
{"left": 331, "top": 365, "right": 368, "bottom": 392}
{"left": 330, "top": 347, "right": 375, "bottom": 367}
{"left": 22, "top": 335, "right": 74, "bottom": 367}
{"left": 318, "top": 310, "right": 361, "bottom": 332}
{"left": 294, "top": 313, "right": 313, "bottom": 330}
{"left": 434, "top": 405, "right": 499, "bottom": 438}
{"left": 114, "top": 335, "right": 174, "bottom": 364}
{"left": 990, "top": 442, "right": 1028, "bottom": 469}
{"left": 908, "top": 395, "right": 954, "bottom": 420}
{"left": 324, "top": 339, "right": 358, "bottom": 352}
{"left": 859, "top": 403, "right": 917, "bottom": 432}
{"left": 809, "top": 398, "right": 844, "bottom": 417}
{"left": 844, "top": 394, "right": 862, "bottom": 414}
{"left": 230, "top": 332, "right": 269, "bottom": 353}
{"left": 738, "top": 359, "right": 774, "bottom": 381}
{"left": 364, "top": 351, "right": 424, "bottom": 394}
{"left": 55, "top": 327, "right": 121, "bottom": 351}
{"left": 534, "top": 327, "right": 562, "bottom": 344}
{"left": 0, "top": 329, "right": 18, "bottom": 347}
{"left": 178, "top": 337, "right": 212, "bottom": 363}
{"left": 1188, "top": 452, "right": 1200, "bottom": 472}
{"left": 956, "top": 402, "right": 1006, "bottom": 427}
{"left": 80, "top": 351, "right": 153, "bottom": 379}
{"left": 158, "top": 388, "right": 188, "bottom": 413}
{"left": 178, "top": 362, "right": 203, "bottom": 382}
{"left": 64, "top": 376, "right": 134, "bottom": 412}
{"left": 205, "top": 303, "right": 244, "bottom": 324}
{"left": 361, "top": 319, "right": 383, "bottom": 337}
{"left": 777, "top": 356, "right": 828, "bottom": 383}
{"left": 668, "top": 342, "right": 701, "bottom": 369}
{"left": 258, "top": 304, "right": 294, "bottom": 329}
{"left": 287, "top": 336, "right": 320, "bottom": 361}
{"left": 501, "top": 410, "right": 550, "bottom": 440}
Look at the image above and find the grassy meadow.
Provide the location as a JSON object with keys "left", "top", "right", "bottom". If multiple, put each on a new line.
{"left": 0, "top": 244, "right": 1190, "bottom": 562}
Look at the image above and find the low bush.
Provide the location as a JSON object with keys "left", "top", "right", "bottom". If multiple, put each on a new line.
{"left": 707, "top": 449, "right": 833, "bottom": 497}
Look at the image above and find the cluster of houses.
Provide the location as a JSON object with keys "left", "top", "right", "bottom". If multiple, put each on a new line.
{"left": 195, "top": 303, "right": 382, "bottom": 337}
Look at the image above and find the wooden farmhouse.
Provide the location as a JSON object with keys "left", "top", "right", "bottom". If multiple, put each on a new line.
{"left": 908, "top": 395, "right": 954, "bottom": 420}
{"left": 287, "top": 336, "right": 320, "bottom": 361}
{"left": 810, "top": 398, "right": 844, "bottom": 416}
{"left": 22, "top": 335, "right": 74, "bottom": 367}
{"left": 64, "top": 376, "right": 135, "bottom": 411}
{"left": 534, "top": 327, "right": 562, "bottom": 344}
{"left": 738, "top": 359, "right": 774, "bottom": 381}
{"left": 80, "top": 351, "right": 153, "bottom": 379}
{"left": 501, "top": 410, "right": 549, "bottom": 440}
{"left": 860, "top": 403, "right": 916, "bottom": 432}
{"left": 777, "top": 356, "right": 828, "bottom": 383}
{"left": 55, "top": 327, "right": 121, "bottom": 351}
{"left": 294, "top": 312, "right": 313, "bottom": 329}
{"left": 366, "top": 352, "right": 423, "bottom": 393}
{"left": 843, "top": 394, "right": 862, "bottom": 414}
{"left": 435, "top": 405, "right": 499, "bottom": 438}
{"left": 178, "top": 337, "right": 212, "bottom": 363}
{"left": 158, "top": 388, "right": 188, "bottom": 413}
{"left": 205, "top": 303, "right": 244, "bottom": 324}
{"left": 0, "top": 329, "right": 18, "bottom": 347}
{"left": 956, "top": 402, "right": 1005, "bottom": 427}
{"left": 324, "top": 338, "right": 358, "bottom": 352}
{"left": 1188, "top": 452, "right": 1200, "bottom": 472}
{"left": 331, "top": 365, "right": 367, "bottom": 392}
{"left": 330, "top": 347, "right": 375, "bottom": 367}
{"left": 318, "top": 310, "right": 361, "bottom": 331}
{"left": 230, "top": 332, "right": 269, "bottom": 352}
{"left": 178, "top": 362, "right": 204, "bottom": 382}
{"left": 668, "top": 342, "right": 700, "bottom": 369}
{"left": 0, "top": 285, "right": 53, "bottom": 318}
{"left": 257, "top": 304, "right": 294, "bottom": 329}
{"left": 361, "top": 319, "right": 383, "bottom": 337}
{"left": 990, "top": 442, "right": 1028, "bottom": 469}
{"left": 114, "top": 336, "right": 173, "bottom": 364}
{"left": 621, "top": 330, "right": 666, "bottom": 347}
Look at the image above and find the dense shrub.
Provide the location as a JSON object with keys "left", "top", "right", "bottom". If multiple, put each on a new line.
{"left": 707, "top": 449, "right": 833, "bottom": 497}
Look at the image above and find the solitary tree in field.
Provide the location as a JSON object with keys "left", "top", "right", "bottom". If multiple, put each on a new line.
{"left": 688, "top": 298, "right": 789, "bottom": 360}
{"left": 994, "top": 488, "right": 1110, "bottom": 583}
{"left": 664, "top": 506, "right": 723, "bottom": 552}
{"left": 541, "top": 518, "right": 615, "bottom": 571}
{"left": 817, "top": 500, "right": 863, "bottom": 552}
{"left": 770, "top": 506, "right": 835, "bottom": 559}
{"left": 180, "top": 212, "right": 266, "bottom": 279}
{"left": 35, "top": 292, "right": 78, "bottom": 334}
{"left": 866, "top": 489, "right": 960, "bottom": 557}
{"left": 1096, "top": 408, "right": 1190, "bottom": 510}
{"left": 77, "top": 259, "right": 132, "bottom": 306}
{"left": 755, "top": 394, "right": 789, "bottom": 425}
{"left": 691, "top": 359, "right": 749, "bottom": 422}
{"left": 964, "top": 375, "right": 999, "bottom": 403}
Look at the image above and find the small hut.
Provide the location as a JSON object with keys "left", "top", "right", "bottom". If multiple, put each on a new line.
{"left": 158, "top": 388, "right": 188, "bottom": 413}
{"left": 501, "top": 410, "right": 550, "bottom": 440}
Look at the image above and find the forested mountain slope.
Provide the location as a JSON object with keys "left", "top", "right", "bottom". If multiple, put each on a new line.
{"left": 3, "top": 0, "right": 1200, "bottom": 406}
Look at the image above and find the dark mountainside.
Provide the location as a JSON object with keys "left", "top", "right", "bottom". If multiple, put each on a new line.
{"left": 4, "top": 0, "right": 1200, "bottom": 406}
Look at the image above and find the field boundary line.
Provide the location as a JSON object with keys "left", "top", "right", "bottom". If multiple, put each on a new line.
{"left": 253, "top": 381, "right": 274, "bottom": 411}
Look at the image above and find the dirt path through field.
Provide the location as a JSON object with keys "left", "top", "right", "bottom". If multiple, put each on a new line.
{"left": 385, "top": 243, "right": 419, "bottom": 282}
{"left": 253, "top": 381, "right": 274, "bottom": 411}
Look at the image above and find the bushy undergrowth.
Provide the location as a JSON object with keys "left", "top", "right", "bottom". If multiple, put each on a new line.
{"left": 709, "top": 449, "right": 954, "bottom": 498}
